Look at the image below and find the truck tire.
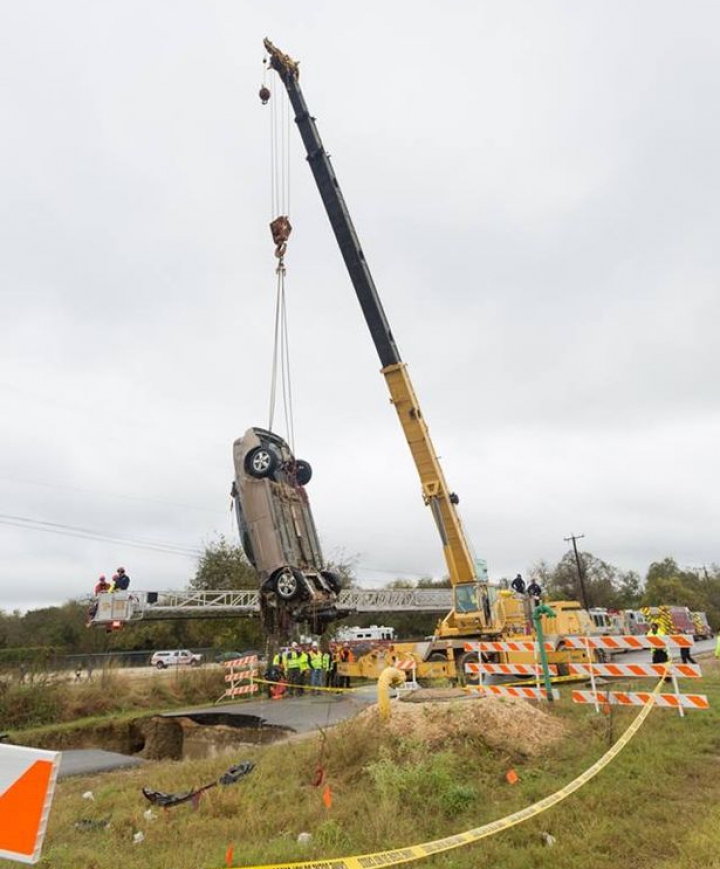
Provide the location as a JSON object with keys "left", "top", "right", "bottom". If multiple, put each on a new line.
{"left": 457, "top": 650, "right": 481, "bottom": 686}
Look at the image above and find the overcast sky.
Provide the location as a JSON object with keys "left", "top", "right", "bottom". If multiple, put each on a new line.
{"left": 1, "top": 2, "right": 718, "bottom": 612}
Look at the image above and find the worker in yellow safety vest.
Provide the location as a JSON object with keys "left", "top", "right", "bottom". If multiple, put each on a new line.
{"left": 284, "top": 642, "right": 303, "bottom": 696}
{"left": 297, "top": 645, "right": 310, "bottom": 694}
{"left": 648, "top": 621, "right": 672, "bottom": 682}
{"left": 266, "top": 649, "right": 285, "bottom": 697}
{"left": 322, "top": 648, "right": 331, "bottom": 687}
{"left": 309, "top": 642, "right": 324, "bottom": 693}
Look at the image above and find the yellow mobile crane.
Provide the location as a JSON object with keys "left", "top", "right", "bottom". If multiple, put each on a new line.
{"left": 264, "top": 40, "right": 592, "bottom": 680}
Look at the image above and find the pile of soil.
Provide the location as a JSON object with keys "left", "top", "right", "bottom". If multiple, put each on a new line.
{"left": 359, "top": 689, "right": 566, "bottom": 756}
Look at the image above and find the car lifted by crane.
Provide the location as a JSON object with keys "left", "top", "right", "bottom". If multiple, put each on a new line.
{"left": 263, "top": 39, "right": 594, "bottom": 680}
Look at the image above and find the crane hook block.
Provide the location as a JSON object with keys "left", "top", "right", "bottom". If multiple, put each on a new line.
{"left": 259, "top": 86, "right": 271, "bottom": 105}
{"left": 270, "top": 215, "right": 292, "bottom": 259}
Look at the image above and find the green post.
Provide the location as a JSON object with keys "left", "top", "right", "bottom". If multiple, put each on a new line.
{"left": 533, "top": 603, "right": 556, "bottom": 702}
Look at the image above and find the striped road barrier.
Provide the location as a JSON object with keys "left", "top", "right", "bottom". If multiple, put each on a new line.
{"left": 466, "top": 684, "right": 560, "bottom": 701}
{"left": 568, "top": 662, "right": 702, "bottom": 679}
{"left": 466, "top": 662, "right": 558, "bottom": 676}
{"left": 556, "top": 634, "right": 693, "bottom": 650}
{"left": 220, "top": 655, "right": 259, "bottom": 701}
{"left": 463, "top": 640, "right": 538, "bottom": 653}
{"left": 224, "top": 683, "right": 259, "bottom": 697}
{"left": 572, "top": 690, "right": 709, "bottom": 710}
{"left": 393, "top": 659, "right": 418, "bottom": 670}
{"left": 224, "top": 655, "right": 259, "bottom": 668}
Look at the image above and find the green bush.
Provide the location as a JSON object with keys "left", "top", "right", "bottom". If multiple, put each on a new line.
{"left": 366, "top": 748, "right": 466, "bottom": 815}
{"left": 439, "top": 783, "right": 478, "bottom": 815}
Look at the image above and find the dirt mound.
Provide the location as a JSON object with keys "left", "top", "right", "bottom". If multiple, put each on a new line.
{"left": 359, "top": 691, "right": 566, "bottom": 756}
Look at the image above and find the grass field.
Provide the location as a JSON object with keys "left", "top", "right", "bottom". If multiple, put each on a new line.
{"left": 12, "top": 656, "right": 720, "bottom": 869}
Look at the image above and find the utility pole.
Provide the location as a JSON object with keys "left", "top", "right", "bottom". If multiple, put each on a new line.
{"left": 564, "top": 534, "right": 590, "bottom": 609}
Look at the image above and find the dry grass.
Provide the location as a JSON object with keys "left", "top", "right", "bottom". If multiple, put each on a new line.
{"left": 32, "top": 657, "right": 720, "bottom": 869}
{"left": 360, "top": 691, "right": 567, "bottom": 756}
{"left": 6, "top": 667, "right": 225, "bottom": 743}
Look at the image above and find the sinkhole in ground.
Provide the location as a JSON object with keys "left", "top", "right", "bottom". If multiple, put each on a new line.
{"left": 136, "top": 713, "right": 294, "bottom": 760}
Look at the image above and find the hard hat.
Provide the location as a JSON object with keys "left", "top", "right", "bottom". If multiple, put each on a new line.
{"left": 291, "top": 641, "right": 298, "bottom": 648}
{"left": 311, "top": 641, "right": 318, "bottom": 648}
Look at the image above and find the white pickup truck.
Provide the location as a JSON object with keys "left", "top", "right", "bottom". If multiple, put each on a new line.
{"left": 150, "top": 649, "right": 202, "bottom": 669}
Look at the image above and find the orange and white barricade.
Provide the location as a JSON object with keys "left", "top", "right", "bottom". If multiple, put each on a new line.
{"left": 219, "top": 655, "right": 259, "bottom": 702}
{"left": 0, "top": 744, "right": 60, "bottom": 864}
{"left": 466, "top": 662, "right": 558, "bottom": 677}
{"left": 467, "top": 684, "right": 560, "bottom": 701}
{"left": 549, "top": 634, "right": 693, "bottom": 651}
{"left": 561, "top": 635, "right": 706, "bottom": 717}
{"left": 572, "top": 690, "right": 709, "bottom": 711}
{"left": 464, "top": 640, "right": 538, "bottom": 654}
{"left": 568, "top": 662, "right": 702, "bottom": 679}
{"left": 392, "top": 658, "right": 419, "bottom": 691}
{"left": 463, "top": 640, "right": 557, "bottom": 700}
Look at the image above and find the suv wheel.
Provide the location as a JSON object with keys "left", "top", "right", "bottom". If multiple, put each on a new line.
{"left": 155, "top": 661, "right": 166, "bottom": 670}
{"left": 273, "top": 568, "right": 303, "bottom": 601}
{"left": 293, "top": 459, "right": 312, "bottom": 486}
{"left": 320, "top": 570, "right": 342, "bottom": 595}
{"left": 245, "top": 446, "right": 278, "bottom": 478}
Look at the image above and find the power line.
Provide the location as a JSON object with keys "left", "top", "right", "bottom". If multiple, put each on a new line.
{"left": 0, "top": 513, "right": 201, "bottom": 558}
{"left": 0, "top": 475, "right": 219, "bottom": 514}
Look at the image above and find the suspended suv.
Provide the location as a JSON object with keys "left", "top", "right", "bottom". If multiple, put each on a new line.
{"left": 231, "top": 427, "right": 350, "bottom": 633}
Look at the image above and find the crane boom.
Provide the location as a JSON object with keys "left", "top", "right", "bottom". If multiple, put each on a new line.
{"left": 265, "top": 39, "right": 491, "bottom": 627}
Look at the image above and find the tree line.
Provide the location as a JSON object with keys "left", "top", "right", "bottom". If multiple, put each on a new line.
{"left": 0, "top": 538, "right": 717, "bottom": 661}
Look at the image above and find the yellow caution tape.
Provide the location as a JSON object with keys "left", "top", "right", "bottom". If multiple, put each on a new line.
{"left": 253, "top": 678, "right": 364, "bottom": 695}
{"left": 232, "top": 676, "right": 665, "bottom": 869}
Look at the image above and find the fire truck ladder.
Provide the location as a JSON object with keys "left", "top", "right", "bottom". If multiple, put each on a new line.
{"left": 90, "top": 588, "right": 453, "bottom": 623}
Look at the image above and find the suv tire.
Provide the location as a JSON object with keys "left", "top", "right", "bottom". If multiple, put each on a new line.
{"left": 245, "top": 446, "right": 278, "bottom": 479}
{"left": 320, "top": 570, "right": 342, "bottom": 594}
{"left": 273, "top": 568, "right": 303, "bottom": 601}
{"left": 294, "top": 460, "right": 312, "bottom": 486}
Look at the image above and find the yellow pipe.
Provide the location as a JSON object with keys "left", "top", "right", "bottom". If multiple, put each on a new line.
{"left": 377, "top": 667, "right": 406, "bottom": 721}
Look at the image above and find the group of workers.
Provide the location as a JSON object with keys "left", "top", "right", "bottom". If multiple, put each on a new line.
{"left": 266, "top": 641, "right": 355, "bottom": 696}
{"left": 93, "top": 567, "right": 130, "bottom": 595}
{"left": 510, "top": 573, "right": 543, "bottom": 605}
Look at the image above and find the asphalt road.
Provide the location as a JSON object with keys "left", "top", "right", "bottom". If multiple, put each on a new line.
{"left": 166, "top": 683, "right": 379, "bottom": 733}
{"left": 53, "top": 684, "right": 378, "bottom": 779}
{"left": 58, "top": 749, "right": 144, "bottom": 780}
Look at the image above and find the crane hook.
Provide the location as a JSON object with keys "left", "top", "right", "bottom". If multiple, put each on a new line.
{"left": 259, "top": 85, "right": 271, "bottom": 105}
